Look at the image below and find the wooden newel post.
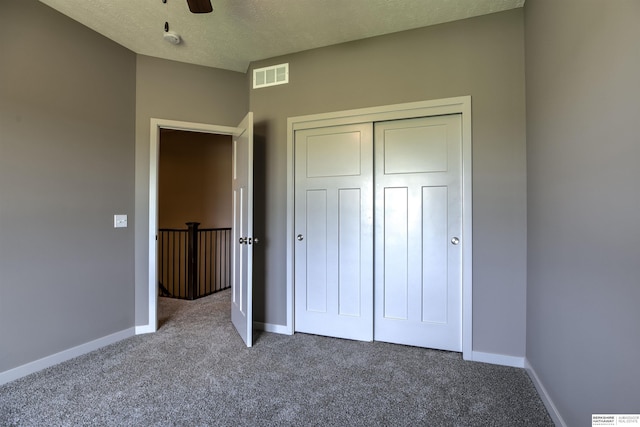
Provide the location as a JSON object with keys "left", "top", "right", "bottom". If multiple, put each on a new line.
{"left": 186, "top": 222, "right": 200, "bottom": 300}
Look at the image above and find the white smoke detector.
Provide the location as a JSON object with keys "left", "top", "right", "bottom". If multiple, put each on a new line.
{"left": 163, "top": 31, "right": 182, "bottom": 45}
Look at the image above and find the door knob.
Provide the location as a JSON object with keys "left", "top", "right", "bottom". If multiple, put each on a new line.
{"left": 238, "top": 237, "right": 246, "bottom": 244}
{"left": 297, "top": 234, "right": 304, "bottom": 241}
{"left": 451, "top": 237, "right": 460, "bottom": 245}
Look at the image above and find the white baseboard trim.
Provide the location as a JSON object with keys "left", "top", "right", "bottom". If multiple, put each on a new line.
{"left": 0, "top": 327, "right": 135, "bottom": 386}
{"left": 471, "top": 351, "right": 526, "bottom": 368}
{"left": 525, "top": 359, "right": 567, "bottom": 427}
{"left": 254, "top": 321, "right": 292, "bottom": 335}
{"left": 135, "top": 324, "right": 156, "bottom": 335}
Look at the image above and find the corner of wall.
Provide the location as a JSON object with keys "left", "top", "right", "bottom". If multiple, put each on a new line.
{"left": 525, "top": 359, "right": 567, "bottom": 427}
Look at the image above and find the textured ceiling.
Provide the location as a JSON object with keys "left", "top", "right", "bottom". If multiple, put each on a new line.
{"left": 38, "top": 0, "right": 525, "bottom": 72}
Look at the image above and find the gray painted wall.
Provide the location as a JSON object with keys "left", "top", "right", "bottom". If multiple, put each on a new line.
{"left": 134, "top": 56, "right": 247, "bottom": 324}
{"left": 525, "top": 1, "right": 640, "bottom": 425}
{"left": 0, "top": 0, "right": 136, "bottom": 371}
{"left": 249, "top": 9, "right": 528, "bottom": 357}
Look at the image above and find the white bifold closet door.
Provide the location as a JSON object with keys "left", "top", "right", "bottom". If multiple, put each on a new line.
{"left": 294, "top": 114, "right": 462, "bottom": 352}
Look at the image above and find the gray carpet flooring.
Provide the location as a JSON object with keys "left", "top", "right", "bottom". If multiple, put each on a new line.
{"left": 0, "top": 290, "right": 553, "bottom": 426}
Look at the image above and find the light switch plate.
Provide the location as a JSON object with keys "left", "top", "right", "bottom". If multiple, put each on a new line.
{"left": 114, "top": 214, "right": 128, "bottom": 228}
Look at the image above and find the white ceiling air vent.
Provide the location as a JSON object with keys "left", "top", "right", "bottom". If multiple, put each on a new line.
{"left": 253, "top": 63, "right": 289, "bottom": 89}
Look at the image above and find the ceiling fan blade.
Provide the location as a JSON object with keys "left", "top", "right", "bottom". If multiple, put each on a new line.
{"left": 186, "top": 0, "right": 213, "bottom": 14}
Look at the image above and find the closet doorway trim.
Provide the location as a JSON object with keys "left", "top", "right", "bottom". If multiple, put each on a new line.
{"left": 285, "top": 96, "right": 472, "bottom": 360}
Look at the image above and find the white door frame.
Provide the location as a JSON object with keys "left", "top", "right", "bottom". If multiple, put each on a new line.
{"left": 285, "top": 96, "right": 473, "bottom": 359}
{"left": 146, "top": 118, "right": 238, "bottom": 332}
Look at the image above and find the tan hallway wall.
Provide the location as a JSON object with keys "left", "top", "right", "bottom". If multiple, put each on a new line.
{"left": 158, "top": 130, "right": 232, "bottom": 229}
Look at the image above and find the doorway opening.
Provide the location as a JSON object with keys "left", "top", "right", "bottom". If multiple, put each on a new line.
{"left": 157, "top": 129, "right": 233, "bottom": 301}
{"left": 148, "top": 119, "right": 239, "bottom": 333}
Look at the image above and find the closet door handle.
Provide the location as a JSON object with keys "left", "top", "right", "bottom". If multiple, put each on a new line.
{"left": 297, "top": 234, "right": 304, "bottom": 241}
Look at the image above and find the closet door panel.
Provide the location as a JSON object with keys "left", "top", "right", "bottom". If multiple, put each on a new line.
{"left": 374, "top": 115, "right": 463, "bottom": 352}
{"left": 294, "top": 123, "right": 374, "bottom": 341}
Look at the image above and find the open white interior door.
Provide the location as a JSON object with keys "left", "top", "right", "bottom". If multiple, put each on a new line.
{"left": 231, "top": 112, "right": 254, "bottom": 347}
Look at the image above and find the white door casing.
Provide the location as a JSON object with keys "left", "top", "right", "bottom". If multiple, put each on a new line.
{"left": 294, "top": 123, "right": 374, "bottom": 341}
{"left": 231, "top": 112, "right": 254, "bottom": 347}
{"left": 148, "top": 114, "right": 254, "bottom": 347}
{"left": 374, "top": 115, "right": 462, "bottom": 352}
